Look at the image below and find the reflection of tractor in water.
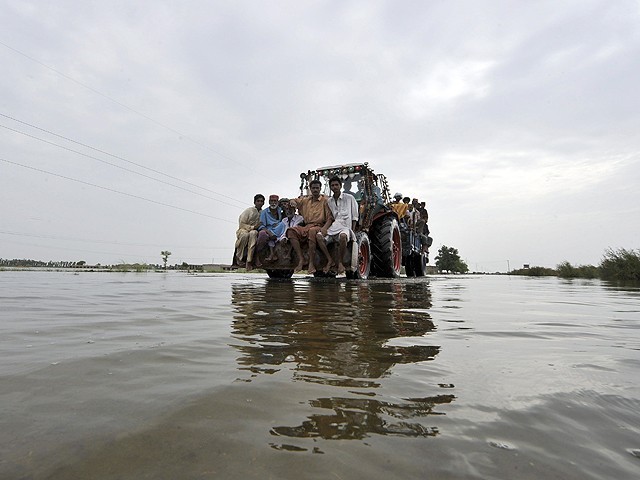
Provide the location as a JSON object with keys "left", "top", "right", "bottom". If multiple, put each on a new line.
{"left": 259, "top": 163, "right": 431, "bottom": 279}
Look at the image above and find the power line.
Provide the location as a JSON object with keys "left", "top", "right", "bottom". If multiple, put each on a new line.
{"left": 0, "top": 40, "right": 253, "bottom": 171}
{"left": 0, "top": 112, "right": 246, "bottom": 206}
{"left": 1, "top": 121, "right": 245, "bottom": 209}
{"left": 0, "top": 157, "right": 234, "bottom": 223}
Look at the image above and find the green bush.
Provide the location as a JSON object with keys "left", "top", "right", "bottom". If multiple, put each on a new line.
{"left": 556, "top": 261, "right": 599, "bottom": 279}
{"left": 576, "top": 264, "right": 599, "bottom": 279}
{"left": 599, "top": 248, "right": 640, "bottom": 281}
{"left": 511, "top": 266, "right": 556, "bottom": 276}
{"left": 112, "top": 263, "right": 149, "bottom": 273}
{"left": 556, "top": 261, "right": 575, "bottom": 278}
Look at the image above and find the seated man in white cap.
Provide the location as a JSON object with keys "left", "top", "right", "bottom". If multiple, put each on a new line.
{"left": 234, "top": 193, "right": 265, "bottom": 270}
{"left": 256, "top": 194, "right": 284, "bottom": 265}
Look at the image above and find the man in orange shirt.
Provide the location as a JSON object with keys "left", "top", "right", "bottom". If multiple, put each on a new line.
{"left": 288, "top": 179, "right": 334, "bottom": 273}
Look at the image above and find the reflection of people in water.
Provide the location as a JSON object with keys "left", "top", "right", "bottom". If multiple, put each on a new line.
{"left": 230, "top": 279, "right": 451, "bottom": 440}
{"left": 270, "top": 394, "right": 454, "bottom": 439}
{"left": 231, "top": 280, "right": 437, "bottom": 379}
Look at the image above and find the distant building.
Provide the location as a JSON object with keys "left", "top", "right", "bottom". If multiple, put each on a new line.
{"left": 202, "top": 263, "right": 236, "bottom": 272}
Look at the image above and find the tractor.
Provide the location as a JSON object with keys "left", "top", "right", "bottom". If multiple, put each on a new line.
{"left": 250, "top": 163, "right": 430, "bottom": 279}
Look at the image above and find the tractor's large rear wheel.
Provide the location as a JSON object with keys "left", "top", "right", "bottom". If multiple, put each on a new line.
{"left": 371, "top": 216, "right": 402, "bottom": 278}
{"left": 346, "top": 232, "right": 371, "bottom": 280}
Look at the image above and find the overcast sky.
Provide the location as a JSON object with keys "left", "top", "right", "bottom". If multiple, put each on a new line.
{"left": 1, "top": 0, "right": 638, "bottom": 271}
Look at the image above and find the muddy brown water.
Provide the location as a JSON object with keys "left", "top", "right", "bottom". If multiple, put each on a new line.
{"left": 1, "top": 271, "right": 639, "bottom": 479}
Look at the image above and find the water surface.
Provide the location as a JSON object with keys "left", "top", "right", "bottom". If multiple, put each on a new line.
{"left": 1, "top": 271, "right": 639, "bottom": 479}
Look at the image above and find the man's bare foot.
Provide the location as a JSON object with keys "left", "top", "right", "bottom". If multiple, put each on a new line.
{"left": 323, "top": 261, "right": 336, "bottom": 274}
{"left": 294, "top": 262, "right": 304, "bottom": 273}
{"left": 246, "top": 261, "right": 253, "bottom": 271}
{"left": 337, "top": 263, "right": 346, "bottom": 275}
{"left": 265, "top": 255, "right": 274, "bottom": 262}
{"left": 308, "top": 264, "right": 317, "bottom": 274}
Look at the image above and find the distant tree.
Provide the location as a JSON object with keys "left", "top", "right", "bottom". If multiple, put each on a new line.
{"left": 435, "top": 245, "right": 469, "bottom": 273}
{"left": 161, "top": 251, "right": 172, "bottom": 270}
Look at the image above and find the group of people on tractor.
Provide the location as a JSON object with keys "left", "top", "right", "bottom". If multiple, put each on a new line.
{"left": 233, "top": 176, "right": 358, "bottom": 275}
{"left": 233, "top": 174, "right": 430, "bottom": 275}
{"left": 388, "top": 193, "right": 431, "bottom": 253}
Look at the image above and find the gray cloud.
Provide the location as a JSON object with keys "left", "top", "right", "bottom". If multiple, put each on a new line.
{"left": 1, "top": 0, "right": 638, "bottom": 268}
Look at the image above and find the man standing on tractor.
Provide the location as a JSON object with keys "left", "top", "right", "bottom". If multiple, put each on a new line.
{"left": 390, "top": 192, "right": 409, "bottom": 220}
{"left": 419, "top": 201, "right": 429, "bottom": 223}
{"left": 325, "top": 175, "right": 359, "bottom": 275}
{"left": 415, "top": 208, "right": 432, "bottom": 254}
{"left": 235, "top": 193, "right": 265, "bottom": 270}
{"left": 288, "top": 179, "right": 334, "bottom": 274}
{"left": 407, "top": 201, "right": 418, "bottom": 228}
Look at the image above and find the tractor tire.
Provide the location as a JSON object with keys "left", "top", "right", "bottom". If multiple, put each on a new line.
{"left": 405, "top": 254, "right": 415, "bottom": 277}
{"left": 346, "top": 232, "right": 371, "bottom": 280}
{"left": 266, "top": 269, "right": 294, "bottom": 279}
{"left": 413, "top": 251, "right": 427, "bottom": 277}
{"left": 370, "top": 216, "right": 402, "bottom": 278}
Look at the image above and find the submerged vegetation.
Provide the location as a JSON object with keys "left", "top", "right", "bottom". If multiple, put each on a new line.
{"left": 555, "top": 261, "right": 599, "bottom": 279}
{"left": 511, "top": 248, "right": 640, "bottom": 282}
{"left": 112, "top": 262, "right": 150, "bottom": 273}
{"left": 510, "top": 266, "right": 556, "bottom": 277}
{"left": 599, "top": 248, "right": 640, "bottom": 281}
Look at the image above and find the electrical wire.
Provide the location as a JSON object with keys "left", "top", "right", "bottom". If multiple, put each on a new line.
{"left": 0, "top": 157, "right": 234, "bottom": 223}
{"left": 0, "top": 39, "right": 253, "bottom": 171}
{"left": 1, "top": 122, "right": 245, "bottom": 209}
{"left": 0, "top": 112, "right": 246, "bottom": 207}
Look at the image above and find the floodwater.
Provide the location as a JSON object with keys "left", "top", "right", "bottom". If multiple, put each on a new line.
{"left": 1, "top": 271, "right": 639, "bottom": 480}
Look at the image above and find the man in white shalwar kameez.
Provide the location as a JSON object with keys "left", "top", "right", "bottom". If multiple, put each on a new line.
{"left": 323, "top": 175, "right": 359, "bottom": 274}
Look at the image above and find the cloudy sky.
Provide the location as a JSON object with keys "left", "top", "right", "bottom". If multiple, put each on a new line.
{"left": 1, "top": 0, "right": 638, "bottom": 271}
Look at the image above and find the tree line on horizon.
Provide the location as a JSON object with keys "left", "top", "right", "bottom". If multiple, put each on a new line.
{"left": 0, "top": 259, "right": 90, "bottom": 268}
{"left": 433, "top": 245, "right": 640, "bottom": 282}
{"left": 4, "top": 247, "right": 638, "bottom": 281}
{"left": 510, "top": 248, "right": 640, "bottom": 282}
